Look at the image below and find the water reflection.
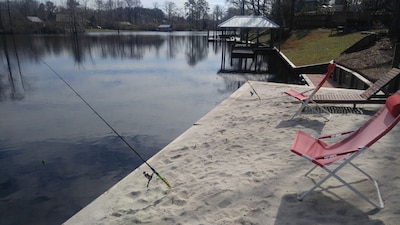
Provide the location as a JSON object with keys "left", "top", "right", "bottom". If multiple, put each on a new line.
{"left": 0, "top": 31, "right": 273, "bottom": 225}
{"left": 0, "top": 34, "right": 25, "bottom": 101}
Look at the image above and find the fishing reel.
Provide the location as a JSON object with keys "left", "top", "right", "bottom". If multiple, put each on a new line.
{"left": 143, "top": 171, "right": 153, "bottom": 187}
{"left": 143, "top": 170, "right": 171, "bottom": 189}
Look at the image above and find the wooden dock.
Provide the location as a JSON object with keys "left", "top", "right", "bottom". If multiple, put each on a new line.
{"left": 231, "top": 48, "right": 255, "bottom": 59}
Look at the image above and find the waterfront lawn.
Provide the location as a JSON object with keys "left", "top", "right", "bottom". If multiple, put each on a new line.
{"left": 281, "top": 29, "right": 365, "bottom": 66}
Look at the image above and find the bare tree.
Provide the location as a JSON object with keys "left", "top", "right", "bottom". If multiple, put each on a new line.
{"left": 116, "top": 0, "right": 124, "bottom": 8}
{"left": 104, "top": 0, "right": 115, "bottom": 27}
{"left": 184, "top": 0, "right": 196, "bottom": 29}
{"left": 212, "top": 4, "right": 224, "bottom": 26}
{"left": 226, "top": 0, "right": 272, "bottom": 16}
{"left": 37, "top": 3, "right": 46, "bottom": 20}
{"left": 104, "top": 0, "right": 114, "bottom": 11}
{"left": 19, "top": 0, "right": 39, "bottom": 16}
{"left": 125, "top": 0, "right": 141, "bottom": 24}
{"left": 95, "top": 0, "right": 104, "bottom": 10}
{"left": 134, "top": 0, "right": 142, "bottom": 7}
{"left": 185, "top": 0, "right": 209, "bottom": 29}
{"left": 197, "top": 0, "right": 209, "bottom": 21}
{"left": 81, "top": 0, "right": 89, "bottom": 22}
{"left": 45, "top": 1, "right": 57, "bottom": 20}
{"left": 125, "top": 0, "right": 133, "bottom": 8}
{"left": 66, "top": 0, "right": 80, "bottom": 33}
{"left": 125, "top": 0, "right": 141, "bottom": 8}
{"left": 164, "top": 1, "right": 176, "bottom": 23}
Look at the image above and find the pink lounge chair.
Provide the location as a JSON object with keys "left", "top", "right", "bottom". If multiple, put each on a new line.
{"left": 284, "top": 62, "right": 336, "bottom": 121}
{"left": 290, "top": 91, "right": 400, "bottom": 208}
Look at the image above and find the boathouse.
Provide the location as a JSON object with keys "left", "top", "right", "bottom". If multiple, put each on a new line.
{"left": 217, "top": 16, "right": 281, "bottom": 74}
{"left": 158, "top": 24, "right": 173, "bottom": 32}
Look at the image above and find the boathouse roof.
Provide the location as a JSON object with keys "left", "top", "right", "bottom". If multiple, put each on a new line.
{"left": 27, "top": 16, "right": 44, "bottom": 23}
{"left": 218, "top": 15, "right": 280, "bottom": 29}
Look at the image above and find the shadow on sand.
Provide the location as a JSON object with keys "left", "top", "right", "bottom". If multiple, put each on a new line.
{"left": 274, "top": 193, "right": 383, "bottom": 225}
{"left": 276, "top": 118, "right": 326, "bottom": 133}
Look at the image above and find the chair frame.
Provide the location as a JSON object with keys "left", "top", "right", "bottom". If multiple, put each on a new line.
{"left": 289, "top": 91, "right": 332, "bottom": 121}
{"left": 298, "top": 144, "right": 384, "bottom": 209}
{"left": 285, "top": 62, "right": 336, "bottom": 121}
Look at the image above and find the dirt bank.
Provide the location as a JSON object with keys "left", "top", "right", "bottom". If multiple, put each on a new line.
{"left": 336, "top": 36, "right": 395, "bottom": 81}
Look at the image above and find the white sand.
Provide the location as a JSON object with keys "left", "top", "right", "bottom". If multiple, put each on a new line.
{"left": 64, "top": 82, "right": 400, "bottom": 225}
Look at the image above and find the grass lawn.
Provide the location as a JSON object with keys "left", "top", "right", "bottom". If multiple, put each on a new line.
{"left": 280, "top": 29, "right": 365, "bottom": 66}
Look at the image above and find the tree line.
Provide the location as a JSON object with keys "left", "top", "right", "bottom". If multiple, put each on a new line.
{"left": 0, "top": 0, "right": 398, "bottom": 39}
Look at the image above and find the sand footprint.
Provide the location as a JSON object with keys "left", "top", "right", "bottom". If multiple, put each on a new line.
{"left": 172, "top": 197, "right": 187, "bottom": 206}
{"left": 202, "top": 142, "right": 210, "bottom": 148}
{"left": 218, "top": 199, "right": 232, "bottom": 208}
{"left": 111, "top": 208, "right": 138, "bottom": 218}
{"left": 170, "top": 154, "right": 182, "bottom": 159}
{"left": 218, "top": 129, "right": 226, "bottom": 134}
{"left": 129, "top": 191, "right": 141, "bottom": 197}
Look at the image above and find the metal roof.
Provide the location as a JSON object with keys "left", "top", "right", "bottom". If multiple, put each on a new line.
{"left": 218, "top": 16, "right": 280, "bottom": 29}
{"left": 158, "top": 24, "right": 172, "bottom": 28}
{"left": 27, "top": 16, "right": 43, "bottom": 23}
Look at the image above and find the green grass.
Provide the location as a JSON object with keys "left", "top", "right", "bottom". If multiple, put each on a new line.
{"left": 280, "top": 29, "right": 365, "bottom": 66}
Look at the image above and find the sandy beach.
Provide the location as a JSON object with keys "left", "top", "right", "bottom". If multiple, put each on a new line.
{"left": 64, "top": 82, "right": 400, "bottom": 225}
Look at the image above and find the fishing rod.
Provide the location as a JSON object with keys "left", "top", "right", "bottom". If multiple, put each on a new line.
{"left": 40, "top": 60, "right": 171, "bottom": 189}
{"left": 246, "top": 80, "right": 261, "bottom": 100}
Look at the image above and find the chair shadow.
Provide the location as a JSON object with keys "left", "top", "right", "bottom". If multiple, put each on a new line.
{"left": 276, "top": 118, "right": 325, "bottom": 133}
{"left": 303, "top": 105, "right": 383, "bottom": 116}
{"left": 274, "top": 193, "right": 383, "bottom": 225}
{"left": 302, "top": 105, "right": 364, "bottom": 115}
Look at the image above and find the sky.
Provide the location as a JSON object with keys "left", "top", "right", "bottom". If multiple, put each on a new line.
{"left": 141, "top": 0, "right": 228, "bottom": 10}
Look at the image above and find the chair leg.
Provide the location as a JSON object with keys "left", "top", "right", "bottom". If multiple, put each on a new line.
{"left": 298, "top": 152, "right": 384, "bottom": 208}
{"left": 297, "top": 169, "right": 334, "bottom": 201}
{"left": 304, "top": 165, "right": 318, "bottom": 177}
{"left": 291, "top": 102, "right": 307, "bottom": 119}
{"left": 310, "top": 99, "right": 332, "bottom": 121}
{"left": 297, "top": 158, "right": 349, "bottom": 201}
{"left": 347, "top": 162, "right": 384, "bottom": 208}
{"left": 311, "top": 101, "right": 332, "bottom": 121}
{"left": 308, "top": 106, "right": 331, "bottom": 121}
{"left": 329, "top": 168, "right": 384, "bottom": 208}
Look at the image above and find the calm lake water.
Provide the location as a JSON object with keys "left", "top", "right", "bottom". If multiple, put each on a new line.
{"left": 0, "top": 31, "right": 278, "bottom": 224}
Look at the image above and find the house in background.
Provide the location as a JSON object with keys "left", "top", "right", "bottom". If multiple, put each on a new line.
{"left": 158, "top": 24, "right": 173, "bottom": 32}
{"left": 294, "top": 0, "right": 391, "bottom": 31}
{"left": 26, "top": 16, "right": 45, "bottom": 33}
{"left": 117, "top": 21, "right": 132, "bottom": 30}
{"left": 27, "top": 16, "right": 44, "bottom": 24}
{"left": 296, "top": 0, "right": 347, "bottom": 14}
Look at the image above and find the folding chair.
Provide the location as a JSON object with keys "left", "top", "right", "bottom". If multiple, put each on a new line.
{"left": 284, "top": 62, "right": 336, "bottom": 121}
{"left": 290, "top": 91, "right": 400, "bottom": 208}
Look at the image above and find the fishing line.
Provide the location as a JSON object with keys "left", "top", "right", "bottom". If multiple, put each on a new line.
{"left": 40, "top": 60, "right": 171, "bottom": 189}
